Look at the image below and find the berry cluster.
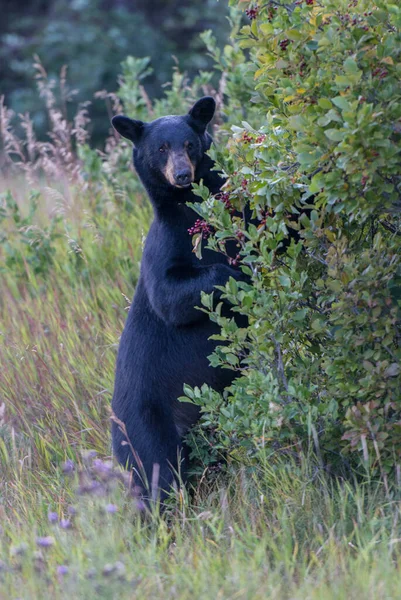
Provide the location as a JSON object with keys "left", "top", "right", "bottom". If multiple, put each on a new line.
{"left": 267, "top": 7, "right": 277, "bottom": 22}
{"left": 372, "top": 67, "right": 388, "bottom": 79}
{"left": 299, "top": 57, "right": 307, "bottom": 78}
{"left": 228, "top": 253, "right": 241, "bottom": 268}
{"left": 337, "top": 12, "right": 369, "bottom": 30}
{"left": 188, "top": 219, "right": 213, "bottom": 239}
{"left": 242, "top": 132, "right": 266, "bottom": 145}
{"left": 245, "top": 6, "right": 259, "bottom": 20}
{"left": 279, "top": 39, "right": 290, "bottom": 51}
{"left": 241, "top": 178, "right": 248, "bottom": 190}
{"left": 216, "top": 192, "right": 235, "bottom": 214}
{"left": 242, "top": 132, "right": 254, "bottom": 144}
{"left": 258, "top": 209, "right": 272, "bottom": 227}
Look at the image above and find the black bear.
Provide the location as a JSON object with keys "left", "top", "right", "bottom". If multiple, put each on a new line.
{"left": 111, "top": 97, "right": 247, "bottom": 501}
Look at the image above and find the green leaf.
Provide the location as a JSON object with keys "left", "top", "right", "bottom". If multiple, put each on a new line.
{"left": 293, "top": 309, "right": 307, "bottom": 321}
{"left": 260, "top": 23, "right": 274, "bottom": 35}
{"left": 278, "top": 275, "right": 291, "bottom": 288}
{"left": 225, "top": 353, "right": 239, "bottom": 366}
{"left": 318, "top": 98, "right": 333, "bottom": 110}
{"left": 343, "top": 57, "right": 359, "bottom": 74}
{"left": 286, "top": 29, "right": 304, "bottom": 41}
{"left": 335, "top": 75, "right": 351, "bottom": 88}
{"left": 384, "top": 363, "right": 400, "bottom": 378}
{"left": 183, "top": 384, "right": 194, "bottom": 400}
{"left": 324, "top": 129, "right": 345, "bottom": 142}
{"left": 331, "top": 96, "right": 351, "bottom": 111}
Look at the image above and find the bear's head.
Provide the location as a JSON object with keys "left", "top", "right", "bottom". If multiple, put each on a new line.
{"left": 111, "top": 97, "right": 216, "bottom": 193}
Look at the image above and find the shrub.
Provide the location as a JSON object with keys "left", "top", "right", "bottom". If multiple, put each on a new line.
{"left": 184, "top": 0, "right": 401, "bottom": 475}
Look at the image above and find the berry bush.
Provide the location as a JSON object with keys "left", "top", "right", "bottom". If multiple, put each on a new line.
{"left": 184, "top": 0, "right": 401, "bottom": 475}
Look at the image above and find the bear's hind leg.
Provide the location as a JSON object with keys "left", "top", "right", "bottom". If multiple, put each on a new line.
{"left": 112, "top": 405, "right": 185, "bottom": 503}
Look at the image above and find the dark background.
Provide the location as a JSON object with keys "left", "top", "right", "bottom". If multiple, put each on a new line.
{"left": 0, "top": 0, "right": 229, "bottom": 144}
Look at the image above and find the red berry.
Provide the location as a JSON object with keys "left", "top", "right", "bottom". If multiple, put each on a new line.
{"left": 216, "top": 192, "right": 235, "bottom": 214}
{"left": 245, "top": 6, "right": 259, "bottom": 20}
{"left": 228, "top": 253, "right": 241, "bottom": 267}
{"left": 279, "top": 39, "right": 290, "bottom": 51}
{"left": 188, "top": 219, "right": 213, "bottom": 239}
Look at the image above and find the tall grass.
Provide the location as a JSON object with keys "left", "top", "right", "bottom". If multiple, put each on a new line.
{"left": 1, "top": 455, "right": 401, "bottom": 599}
{"left": 1, "top": 59, "right": 401, "bottom": 599}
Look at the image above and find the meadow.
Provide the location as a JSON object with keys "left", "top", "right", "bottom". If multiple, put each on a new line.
{"left": 1, "top": 1, "right": 401, "bottom": 597}
{"left": 1, "top": 103, "right": 400, "bottom": 600}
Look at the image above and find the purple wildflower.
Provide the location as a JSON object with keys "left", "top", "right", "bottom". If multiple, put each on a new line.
{"left": 105, "top": 503, "right": 118, "bottom": 514}
{"left": 59, "top": 518, "right": 72, "bottom": 530}
{"left": 81, "top": 449, "right": 97, "bottom": 462}
{"left": 47, "top": 511, "right": 58, "bottom": 524}
{"left": 62, "top": 459, "right": 75, "bottom": 474}
{"left": 57, "top": 565, "right": 69, "bottom": 576}
{"left": 92, "top": 458, "right": 113, "bottom": 475}
{"left": 36, "top": 536, "right": 55, "bottom": 548}
{"left": 78, "top": 479, "right": 103, "bottom": 495}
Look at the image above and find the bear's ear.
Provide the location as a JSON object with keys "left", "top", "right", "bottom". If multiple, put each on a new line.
{"left": 187, "top": 96, "right": 216, "bottom": 133}
{"left": 112, "top": 115, "right": 144, "bottom": 145}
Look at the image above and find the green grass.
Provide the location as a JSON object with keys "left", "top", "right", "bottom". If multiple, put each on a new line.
{"left": 2, "top": 458, "right": 401, "bottom": 599}
{"left": 1, "top": 183, "right": 401, "bottom": 599}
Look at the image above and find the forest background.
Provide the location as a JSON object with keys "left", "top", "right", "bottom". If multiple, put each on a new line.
{"left": 0, "top": 0, "right": 229, "bottom": 145}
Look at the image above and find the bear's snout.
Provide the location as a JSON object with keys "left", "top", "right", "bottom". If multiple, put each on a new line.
{"left": 174, "top": 169, "right": 192, "bottom": 187}
{"left": 163, "top": 151, "right": 195, "bottom": 188}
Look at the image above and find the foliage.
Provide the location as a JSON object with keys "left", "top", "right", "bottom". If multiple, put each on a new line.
{"left": 183, "top": 0, "right": 401, "bottom": 475}
{"left": 0, "top": 190, "right": 61, "bottom": 279}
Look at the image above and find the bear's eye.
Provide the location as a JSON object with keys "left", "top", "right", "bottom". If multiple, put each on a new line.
{"left": 187, "top": 142, "right": 194, "bottom": 151}
{"left": 159, "top": 145, "right": 168, "bottom": 153}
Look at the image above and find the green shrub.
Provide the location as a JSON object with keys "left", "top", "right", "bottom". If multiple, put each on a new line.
{"left": 184, "top": 0, "right": 401, "bottom": 475}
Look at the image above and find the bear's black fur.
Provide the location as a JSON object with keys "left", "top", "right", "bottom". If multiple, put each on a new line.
{"left": 111, "top": 97, "right": 247, "bottom": 501}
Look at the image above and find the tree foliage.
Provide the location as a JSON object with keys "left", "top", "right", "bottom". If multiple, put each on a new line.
{"left": 0, "top": 0, "right": 229, "bottom": 144}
